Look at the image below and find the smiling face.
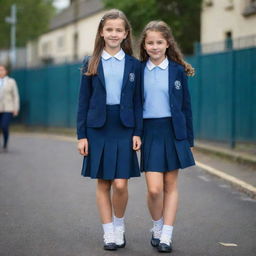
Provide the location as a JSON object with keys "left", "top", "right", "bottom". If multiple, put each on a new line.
{"left": 144, "top": 31, "right": 169, "bottom": 64}
{"left": 0, "top": 65, "right": 7, "bottom": 78}
{"left": 100, "top": 18, "right": 128, "bottom": 53}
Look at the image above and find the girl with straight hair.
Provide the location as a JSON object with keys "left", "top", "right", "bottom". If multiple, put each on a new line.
{"left": 77, "top": 9, "right": 142, "bottom": 251}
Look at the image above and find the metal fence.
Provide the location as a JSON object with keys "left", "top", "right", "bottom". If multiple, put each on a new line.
{"left": 187, "top": 46, "right": 256, "bottom": 146}
{"left": 195, "top": 34, "right": 256, "bottom": 54}
{"left": 11, "top": 46, "right": 256, "bottom": 146}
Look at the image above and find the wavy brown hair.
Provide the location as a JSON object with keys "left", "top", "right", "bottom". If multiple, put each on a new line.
{"left": 140, "top": 21, "right": 195, "bottom": 76}
{"left": 85, "top": 9, "right": 133, "bottom": 76}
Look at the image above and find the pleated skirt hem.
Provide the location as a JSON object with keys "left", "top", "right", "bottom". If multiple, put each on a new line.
{"left": 141, "top": 117, "right": 195, "bottom": 173}
{"left": 81, "top": 105, "right": 140, "bottom": 180}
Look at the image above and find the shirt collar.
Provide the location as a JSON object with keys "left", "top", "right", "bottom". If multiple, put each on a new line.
{"left": 101, "top": 49, "right": 125, "bottom": 60}
{"left": 146, "top": 57, "right": 169, "bottom": 71}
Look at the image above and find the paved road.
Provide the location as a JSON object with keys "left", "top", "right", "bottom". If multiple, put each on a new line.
{"left": 0, "top": 134, "right": 255, "bottom": 256}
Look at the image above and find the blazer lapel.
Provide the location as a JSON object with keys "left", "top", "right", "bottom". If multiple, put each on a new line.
{"left": 141, "top": 61, "right": 146, "bottom": 103}
{"left": 121, "top": 55, "right": 133, "bottom": 90}
{"left": 168, "top": 60, "right": 178, "bottom": 97}
{"left": 98, "top": 60, "right": 106, "bottom": 89}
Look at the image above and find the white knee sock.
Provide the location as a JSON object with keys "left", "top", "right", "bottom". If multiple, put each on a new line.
{"left": 102, "top": 222, "right": 114, "bottom": 234}
{"left": 113, "top": 215, "right": 125, "bottom": 229}
{"left": 160, "top": 225, "right": 173, "bottom": 245}
{"left": 152, "top": 217, "right": 163, "bottom": 231}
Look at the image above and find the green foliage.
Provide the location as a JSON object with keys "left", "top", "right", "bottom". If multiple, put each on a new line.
{"left": 103, "top": 0, "right": 202, "bottom": 54}
{"left": 0, "top": 0, "right": 55, "bottom": 48}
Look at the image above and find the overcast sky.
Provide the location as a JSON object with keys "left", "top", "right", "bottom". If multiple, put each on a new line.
{"left": 53, "top": 0, "right": 70, "bottom": 10}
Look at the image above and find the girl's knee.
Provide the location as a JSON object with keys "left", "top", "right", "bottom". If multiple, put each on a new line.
{"left": 112, "top": 180, "right": 127, "bottom": 194}
{"left": 164, "top": 182, "right": 178, "bottom": 194}
{"left": 148, "top": 186, "right": 162, "bottom": 199}
{"left": 97, "top": 179, "right": 111, "bottom": 192}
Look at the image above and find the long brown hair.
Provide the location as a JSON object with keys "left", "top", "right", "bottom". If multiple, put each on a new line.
{"left": 140, "top": 21, "right": 195, "bottom": 76}
{"left": 86, "top": 9, "right": 133, "bottom": 76}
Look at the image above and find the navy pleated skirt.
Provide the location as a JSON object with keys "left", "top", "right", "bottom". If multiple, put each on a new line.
{"left": 81, "top": 105, "right": 140, "bottom": 180}
{"left": 141, "top": 117, "right": 195, "bottom": 172}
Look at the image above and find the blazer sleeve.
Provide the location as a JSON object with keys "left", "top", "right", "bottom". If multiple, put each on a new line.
{"left": 181, "top": 70, "right": 194, "bottom": 147}
{"left": 12, "top": 79, "right": 20, "bottom": 113}
{"left": 76, "top": 57, "right": 92, "bottom": 139}
{"left": 133, "top": 61, "right": 143, "bottom": 137}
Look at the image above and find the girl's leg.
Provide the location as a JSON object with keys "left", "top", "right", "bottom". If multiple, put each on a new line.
{"left": 145, "top": 172, "right": 164, "bottom": 220}
{"left": 112, "top": 179, "right": 128, "bottom": 248}
{"left": 145, "top": 172, "right": 164, "bottom": 246}
{"left": 159, "top": 169, "right": 179, "bottom": 249}
{"left": 96, "top": 179, "right": 117, "bottom": 250}
{"left": 112, "top": 179, "right": 128, "bottom": 218}
{"left": 96, "top": 179, "right": 112, "bottom": 224}
{"left": 163, "top": 170, "right": 179, "bottom": 225}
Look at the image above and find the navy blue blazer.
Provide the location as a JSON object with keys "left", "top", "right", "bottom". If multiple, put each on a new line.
{"left": 77, "top": 54, "right": 143, "bottom": 139}
{"left": 141, "top": 59, "right": 194, "bottom": 147}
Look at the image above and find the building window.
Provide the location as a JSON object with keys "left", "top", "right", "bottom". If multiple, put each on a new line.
{"left": 73, "top": 32, "right": 78, "bottom": 61}
{"left": 42, "top": 41, "right": 51, "bottom": 56}
{"left": 57, "top": 35, "right": 65, "bottom": 50}
{"left": 225, "top": 0, "right": 234, "bottom": 11}
{"left": 243, "top": 0, "right": 256, "bottom": 16}
{"left": 225, "top": 31, "right": 233, "bottom": 50}
{"left": 204, "top": 0, "right": 213, "bottom": 7}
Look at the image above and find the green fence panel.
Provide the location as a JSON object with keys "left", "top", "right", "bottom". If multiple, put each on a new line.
{"left": 11, "top": 48, "right": 256, "bottom": 143}
{"left": 234, "top": 48, "right": 256, "bottom": 141}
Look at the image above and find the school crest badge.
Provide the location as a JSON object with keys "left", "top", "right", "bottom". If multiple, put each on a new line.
{"left": 174, "top": 80, "right": 181, "bottom": 90}
{"left": 129, "top": 73, "right": 135, "bottom": 82}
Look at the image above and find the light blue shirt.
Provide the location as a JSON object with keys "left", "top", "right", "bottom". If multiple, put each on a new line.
{"left": 0, "top": 77, "right": 5, "bottom": 88}
{"left": 101, "top": 49, "right": 125, "bottom": 105}
{"left": 143, "top": 58, "right": 172, "bottom": 118}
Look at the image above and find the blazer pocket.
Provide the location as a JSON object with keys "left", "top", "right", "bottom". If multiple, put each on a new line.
{"left": 87, "top": 109, "right": 97, "bottom": 121}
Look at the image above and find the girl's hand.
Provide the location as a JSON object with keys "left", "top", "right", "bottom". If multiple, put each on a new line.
{"left": 133, "top": 136, "right": 141, "bottom": 151}
{"left": 77, "top": 138, "right": 89, "bottom": 156}
{"left": 13, "top": 111, "right": 18, "bottom": 117}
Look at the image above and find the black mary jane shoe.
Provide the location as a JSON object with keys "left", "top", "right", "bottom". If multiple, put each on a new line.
{"left": 103, "top": 243, "right": 118, "bottom": 251}
{"left": 116, "top": 235, "right": 126, "bottom": 248}
{"left": 157, "top": 242, "right": 173, "bottom": 253}
{"left": 151, "top": 234, "right": 160, "bottom": 247}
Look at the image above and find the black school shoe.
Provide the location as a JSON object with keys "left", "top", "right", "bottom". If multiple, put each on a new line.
{"left": 103, "top": 232, "right": 118, "bottom": 251}
{"left": 116, "top": 234, "right": 126, "bottom": 248}
{"left": 157, "top": 242, "right": 173, "bottom": 253}
{"left": 103, "top": 243, "right": 118, "bottom": 251}
{"left": 151, "top": 234, "right": 160, "bottom": 247}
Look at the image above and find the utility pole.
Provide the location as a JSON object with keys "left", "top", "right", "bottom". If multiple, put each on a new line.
{"left": 5, "top": 4, "right": 17, "bottom": 67}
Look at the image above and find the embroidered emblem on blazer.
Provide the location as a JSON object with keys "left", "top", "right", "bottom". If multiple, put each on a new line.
{"left": 174, "top": 80, "right": 181, "bottom": 90}
{"left": 129, "top": 73, "right": 135, "bottom": 82}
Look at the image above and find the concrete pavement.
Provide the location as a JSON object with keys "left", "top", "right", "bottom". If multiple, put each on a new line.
{"left": 0, "top": 134, "right": 256, "bottom": 256}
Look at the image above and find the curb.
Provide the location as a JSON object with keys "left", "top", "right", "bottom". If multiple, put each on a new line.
{"left": 196, "top": 161, "right": 256, "bottom": 199}
{"left": 195, "top": 143, "right": 256, "bottom": 168}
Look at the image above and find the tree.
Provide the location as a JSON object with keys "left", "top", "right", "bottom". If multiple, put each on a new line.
{"left": 103, "top": 0, "right": 202, "bottom": 54}
{"left": 0, "top": 0, "right": 55, "bottom": 48}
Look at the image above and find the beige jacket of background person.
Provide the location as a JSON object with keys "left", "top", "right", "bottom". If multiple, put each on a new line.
{"left": 0, "top": 76, "right": 20, "bottom": 113}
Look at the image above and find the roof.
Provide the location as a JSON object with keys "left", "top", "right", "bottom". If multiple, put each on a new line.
{"left": 50, "top": 0, "right": 104, "bottom": 31}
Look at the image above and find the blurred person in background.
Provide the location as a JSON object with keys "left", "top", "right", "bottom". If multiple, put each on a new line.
{"left": 0, "top": 65, "right": 19, "bottom": 152}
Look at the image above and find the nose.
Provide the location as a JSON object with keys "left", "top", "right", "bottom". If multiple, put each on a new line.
{"left": 152, "top": 44, "right": 157, "bottom": 49}
{"left": 111, "top": 31, "right": 118, "bottom": 37}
